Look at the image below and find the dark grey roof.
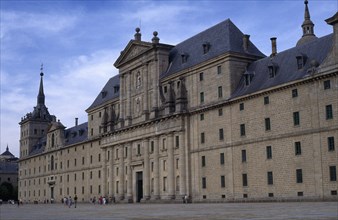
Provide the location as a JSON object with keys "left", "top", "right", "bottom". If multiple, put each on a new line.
{"left": 64, "top": 122, "right": 88, "bottom": 146}
{"left": 87, "top": 75, "right": 120, "bottom": 111}
{"left": 231, "top": 34, "right": 333, "bottom": 99}
{"left": 1, "top": 147, "right": 14, "bottom": 157}
{"left": 29, "top": 137, "right": 46, "bottom": 156}
{"left": 0, "top": 161, "right": 18, "bottom": 174}
{"left": 161, "top": 19, "right": 265, "bottom": 78}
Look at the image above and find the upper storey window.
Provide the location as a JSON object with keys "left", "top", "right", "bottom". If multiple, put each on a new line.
{"left": 181, "top": 53, "right": 188, "bottom": 64}
{"left": 296, "top": 53, "right": 307, "bottom": 70}
{"left": 114, "top": 85, "right": 119, "bottom": 93}
{"left": 268, "top": 61, "right": 278, "bottom": 78}
{"left": 202, "top": 42, "right": 210, "bottom": 54}
{"left": 244, "top": 71, "right": 254, "bottom": 86}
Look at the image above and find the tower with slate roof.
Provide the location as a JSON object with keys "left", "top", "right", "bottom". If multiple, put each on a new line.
{"left": 19, "top": 66, "right": 56, "bottom": 158}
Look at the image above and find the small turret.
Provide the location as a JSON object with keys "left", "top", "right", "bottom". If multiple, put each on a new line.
{"left": 297, "top": 0, "right": 318, "bottom": 46}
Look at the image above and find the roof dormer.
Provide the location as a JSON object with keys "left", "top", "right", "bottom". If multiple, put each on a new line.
{"left": 268, "top": 60, "right": 278, "bottom": 78}
{"left": 296, "top": 53, "right": 307, "bottom": 69}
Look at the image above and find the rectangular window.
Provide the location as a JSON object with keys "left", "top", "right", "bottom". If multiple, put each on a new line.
{"left": 240, "top": 124, "right": 246, "bottom": 136}
{"left": 297, "top": 192, "right": 303, "bottom": 196}
{"left": 201, "top": 156, "right": 206, "bottom": 167}
{"left": 163, "top": 177, "right": 167, "bottom": 191}
{"left": 137, "top": 144, "right": 141, "bottom": 155}
{"left": 200, "top": 92, "right": 204, "bottom": 103}
{"left": 266, "top": 146, "right": 272, "bottom": 159}
{"left": 265, "top": 118, "right": 271, "bottom": 131}
{"left": 199, "top": 72, "right": 204, "bottom": 81}
{"left": 151, "top": 141, "right": 154, "bottom": 153}
{"left": 202, "top": 177, "right": 207, "bottom": 189}
{"left": 292, "top": 89, "right": 298, "bottom": 98}
{"left": 218, "top": 108, "right": 223, "bottom": 116}
{"left": 267, "top": 171, "right": 273, "bottom": 185}
{"left": 219, "top": 128, "right": 224, "bottom": 141}
{"left": 218, "top": 86, "right": 223, "bottom": 98}
{"left": 326, "top": 105, "right": 333, "bottom": 119}
{"left": 295, "top": 142, "right": 302, "bottom": 155}
{"left": 200, "top": 114, "right": 204, "bottom": 121}
{"left": 242, "top": 173, "right": 248, "bottom": 187}
{"left": 239, "top": 103, "right": 244, "bottom": 111}
{"left": 175, "top": 136, "right": 179, "bottom": 148}
{"left": 220, "top": 153, "right": 225, "bottom": 165}
{"left": 296, "top": 169, "right": 303, "bottom": 183}
{"left": 264, "top": 96, "right": 270, "bottom": 105}
{"left": 217, "top": 65, "right": 222, "bottom": 74}
{"left": 201, "top": 132, "right": 205, "bottom": 144}
{"left": 293, "top": 112, "right": 300, "bottom": 126}
{"left": 328, "top": 137, "right": 335, "bottom": 151}
{"left": 241, "top": 150, "right": 246, "bottom": 162}
{"left": 324, "top": 80, "right": 331, "bottom": 90}
{"left": 82, "top": 157, "right": 85, "bottom": 165}
{"left": 221, "top": 176, "right": 225, "bottom": 188}
{"left": 330, "top": 166, "right": 337, "bottom": 181}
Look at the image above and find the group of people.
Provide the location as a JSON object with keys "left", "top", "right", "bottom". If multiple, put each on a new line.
{"left": 62, "top": 195, "right": 78, "bottom": 208}
{"left": 90, "top": 196, "right": 113, "bottom": 205}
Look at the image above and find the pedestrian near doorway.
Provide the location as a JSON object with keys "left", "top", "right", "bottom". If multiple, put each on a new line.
{"left": 74, "top": 195, "right": 78, "bottom": 208}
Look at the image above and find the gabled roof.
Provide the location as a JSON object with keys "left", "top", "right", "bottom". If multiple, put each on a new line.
{"left": 114, "top": 40, "right": 153, "bottom": 68}
{"left": 86, "top": 75, "right": 120, "bottom": 111}
{"left": 231, "top": 34, "right": 333, "bottom": 98}
{"left": 161, "top": 19, "right": 265, "bottom": 78}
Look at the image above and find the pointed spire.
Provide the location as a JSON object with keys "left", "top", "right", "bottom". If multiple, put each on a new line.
{"left": 37, "top": 64, "right": 45, "bottom": 105}
{"left": 6, "top": 144, "right": 9, "bottom": 152}
{"left": 296, "top": 0, "right": 317, "bottom": 46}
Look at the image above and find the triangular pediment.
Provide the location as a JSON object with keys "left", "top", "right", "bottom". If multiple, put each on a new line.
{"left": 114, "top": 40, "right": 153, "bottom": 68}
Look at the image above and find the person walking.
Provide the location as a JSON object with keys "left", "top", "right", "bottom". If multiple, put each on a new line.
{"left": 74, "top": 195, "right": 78, "bottom": 208}
{"left": 68, "top": 196, "right": 72, "bottom": 208}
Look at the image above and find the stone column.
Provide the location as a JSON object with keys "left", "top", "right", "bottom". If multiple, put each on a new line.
{"left": 143, "top": 138, "right": 150, "bottom": 200}
{"left": 102, "top": 148, "right": 107, "bottom": 196}
{"left": 109, "top": 146, "right": 114, "bottom": 197}
{"left": 167, "top": 132, "right": 175, "bottom": 199}
{"left": 118, "top": 145, "right": 124, "bottom": 200}
{"left": 179, "top": 132, "right": 186, "bottom": 196}
{"left": 151, "top": 58, "right": 159, "bottom": 118}
{"left": 119, "top": 74, "right": 125, "bottom": 128}
{"left": 125, "top": 71, "right": 132, "bottom": 125}
{"left": 143, "top": 63, "right": 149, "bottom": 120}
{"left": 152, "top": 136, "right": 160, "bottom": 199}
{"left": 126, "top": 142, "right": 133, "bottom": 202}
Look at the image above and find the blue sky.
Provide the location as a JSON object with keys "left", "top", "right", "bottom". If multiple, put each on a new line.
{"left": 1, "top": 0, "right": 337, "bottom": 157}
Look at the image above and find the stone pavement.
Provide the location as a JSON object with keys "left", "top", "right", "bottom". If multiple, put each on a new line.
{"left": 0, "top": 202, "right": 337, "bottom": 220}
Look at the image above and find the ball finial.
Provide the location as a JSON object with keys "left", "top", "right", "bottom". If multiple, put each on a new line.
{"left": 153, "top": 31, "right": 158, "bottom": 37}
{"left": 135, "top": 27, "right": 140, "bottom": 33}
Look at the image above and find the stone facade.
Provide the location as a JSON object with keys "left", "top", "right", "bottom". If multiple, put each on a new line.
{"left": 18, "top": 2, "right": 337, "bottom": 203}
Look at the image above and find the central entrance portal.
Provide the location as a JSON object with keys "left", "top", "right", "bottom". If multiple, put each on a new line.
{"left": 136, "top": 171, "right": 143, "bottom": 202}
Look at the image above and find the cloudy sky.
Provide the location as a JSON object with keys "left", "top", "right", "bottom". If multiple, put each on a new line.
{"left": 0, "top": 0, "right": 337, "bottom": 157}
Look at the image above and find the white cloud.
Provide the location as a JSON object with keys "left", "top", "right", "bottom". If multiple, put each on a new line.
{"left": 0, "top": 11, "right": 79, "bottom": 39}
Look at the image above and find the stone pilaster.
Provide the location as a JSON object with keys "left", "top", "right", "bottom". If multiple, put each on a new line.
{"left": 167, "top": 132, "right": 175, "bottom": 199}
{"left": 109, "top": 147, "right": 114, "bottom": 197}
{"left": 152, "top": 136, "right": 160, "bottom": 199}
{"left": 102, "top": 148, "right": 107, "bottom": 196}
{"left": 118, "top": 145, "right": 124, "bottom": 200}
{"left": 179, "top": 132, "right": 186, "bottom": 196}
{"left": 125, "top": 71, "right": 132, "bottom": 126}
{"left": 143, "top": 63, "right": 149, "bottom": 120}
{"left": 126, "top": 143, "right": 133, "bottom": 202}
{"left": 143, "top": 139, "right": 150, "bottom": 200}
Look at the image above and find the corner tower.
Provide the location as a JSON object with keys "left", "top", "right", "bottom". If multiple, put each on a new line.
{"left": 19, "top": 65, "right": 56, "bottom": 158}
{"left": 297, "top": 0, "right": 318, "bottom": 46}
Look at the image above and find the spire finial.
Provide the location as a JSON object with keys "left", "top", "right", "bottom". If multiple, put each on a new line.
{"left": 297, "top": 0, "right": 317, "bottom": 46}
{"left": 6, "top": 144, "right": 9, "bottom": 151}
{"left": 37, "top": 64, "right": 45, "bottom": 105}
{"left": 40, "top": 63, "right": 44, "bottom": 77}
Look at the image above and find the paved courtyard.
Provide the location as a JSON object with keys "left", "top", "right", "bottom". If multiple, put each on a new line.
{"left": 0, "top": 202, "right": 337, "bottom": 220}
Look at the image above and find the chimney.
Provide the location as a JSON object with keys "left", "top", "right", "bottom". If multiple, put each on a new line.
{"left": 75, "top": 118, "right": 78, "bottom": 126}
{"left": 270, "top": 37, "right": 277, "bottom": 57}
{"left": 243, "top": 34, "right": 250, "bottom": 51}
{"left": 134, "top": 27, "right": 141, "bottom": 41}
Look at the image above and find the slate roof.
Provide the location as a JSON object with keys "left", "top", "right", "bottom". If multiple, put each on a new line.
{"left": 87, "top": 75, "right": 120, "bottom": 111}
{"left": 1, "top": 148, "right": 14, "bottom": 157}
{"left": 64, "top": 122, "right": 88, "bottom": 146}
{"left": 29, "top": 137, "right": 46, "bottom": 156}
{"left": 231, "top": 34, "right": 333, "bottom": 99}
{"left": 161, "top": 19, "right": 265, "bottom": 78}
{"left": 0, "top": 161, "right": 18, "bottom": 174}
